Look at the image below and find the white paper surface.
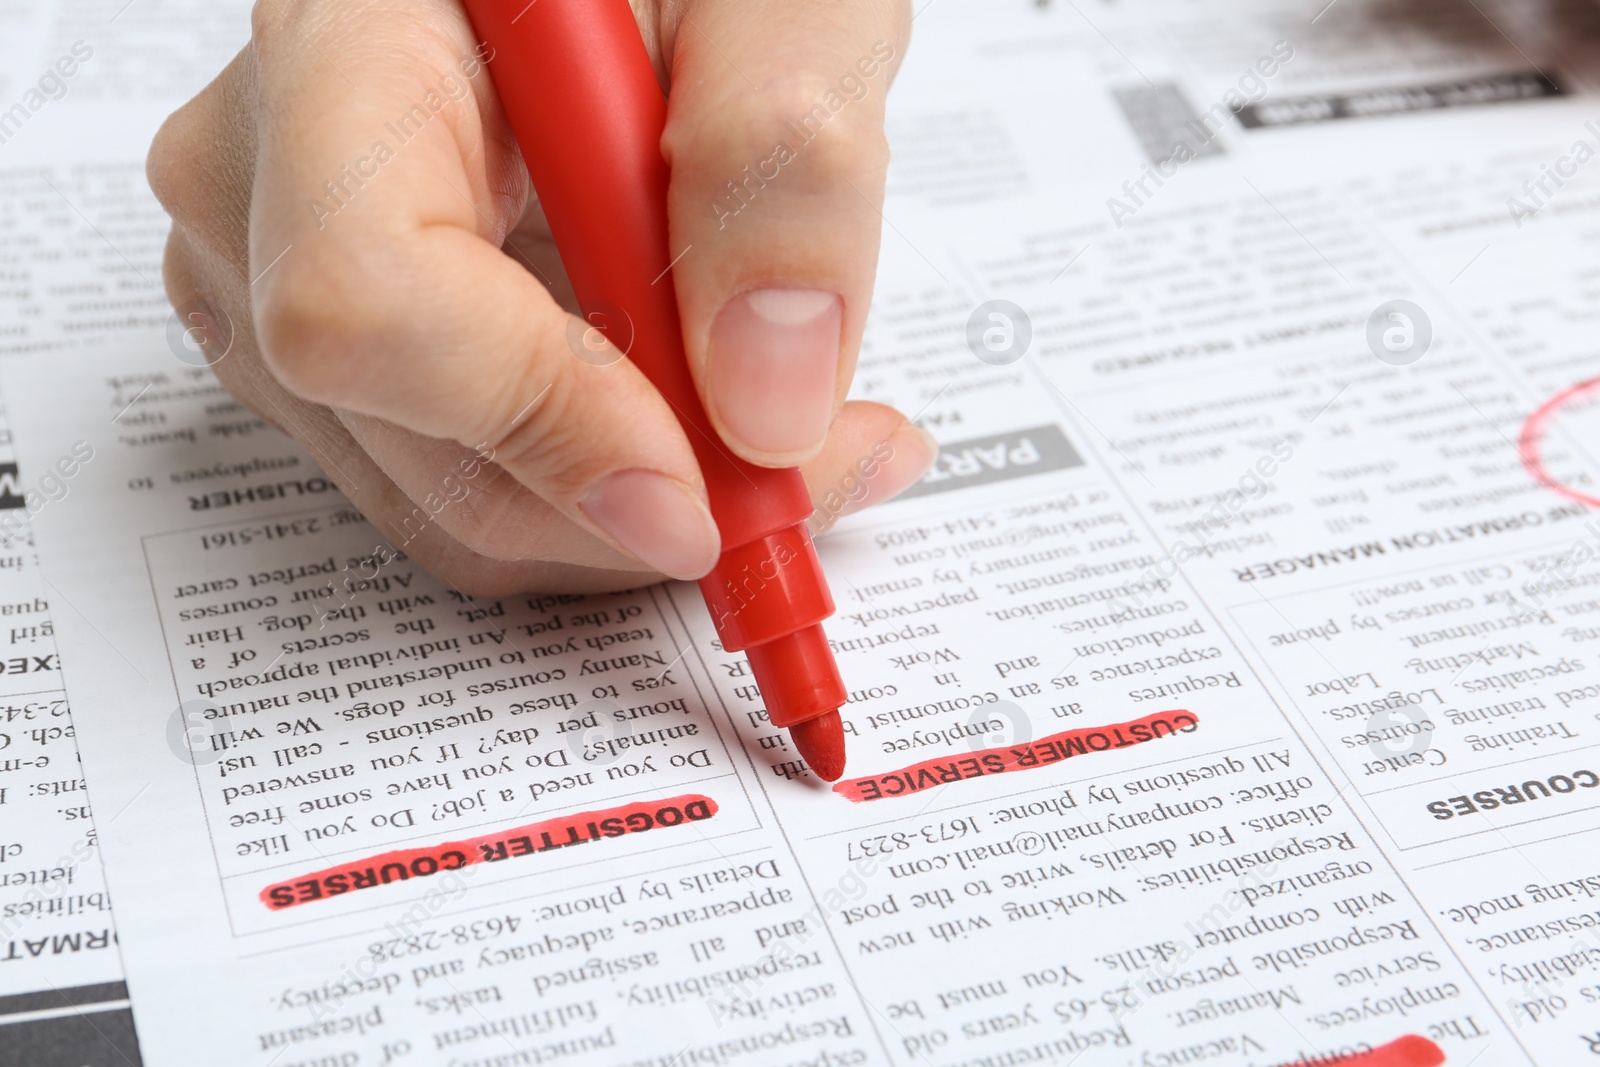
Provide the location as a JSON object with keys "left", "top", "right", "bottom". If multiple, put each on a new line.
{"left": 12, "top": 1, "right": 1600, "bottom": 1065}
{"left": 0, "top": 0, "right": 252, "bottom": 1059}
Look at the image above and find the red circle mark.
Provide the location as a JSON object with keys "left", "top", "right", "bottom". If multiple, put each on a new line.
{"left": 1519, "top": 376, "right": 1600, "bottom": 509}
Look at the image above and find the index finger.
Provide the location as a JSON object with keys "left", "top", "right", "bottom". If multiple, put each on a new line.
{"left": 244, "top": 0, "right": 722, "bottom": 579}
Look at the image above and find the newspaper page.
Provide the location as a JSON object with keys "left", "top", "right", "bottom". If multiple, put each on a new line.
{"left": 0, "top": 0, "right": 251, "bottom": 1061}
{"left": 9, "top": 0, "right": 1600, "bottom": 1065}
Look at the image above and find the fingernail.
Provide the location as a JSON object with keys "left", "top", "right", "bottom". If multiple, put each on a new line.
{"left": 709, "top": 288, "right": 842, "bottom": 457}
{"left": 579, "top": 470, "right": 721, "bottom": 580}
{"left": 839, "top": 424, "right": 939, "bottom": 519}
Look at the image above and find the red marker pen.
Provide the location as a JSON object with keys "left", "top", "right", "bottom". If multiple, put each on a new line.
{"left": 460, "top": 0, "right": 850, "bottom": 780}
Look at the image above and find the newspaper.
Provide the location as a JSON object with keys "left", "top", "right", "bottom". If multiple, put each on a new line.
{"left": 7, "top": 0, "right": 1600, "bottom": 1064}
{"left": 0, "top": 0, "right": 251, "bottom": 1060}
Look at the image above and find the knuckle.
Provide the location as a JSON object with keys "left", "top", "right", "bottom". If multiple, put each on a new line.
{"left": 248, "top": 0, "right": 303, "bottom": 50}
{"left": 253, "top": 254, "right": 375, "bottom": 404}
{"left": 380, "top": 522, "right": 508, "bottom": 595}
{"left": 447, "top": 558, "right": 627, "bottom": 599}
{"left": 483, "top": 367, "right": 601, "bottom": 501}
{"left": 147, "top": 44, "right": 260, "bottom": 248}
{"left": 448, "top": 567, "right": 529, "bottom": 599}
{"left": 158, "top": 228, "right": 194, "bottom": 305}
{"left": 436, "top": 483, "right": 529, "bottom": 561}
{"left": 802, "top": 111, "right": 889, "bottom": 184}
{"left": 247, "top": 0, "right": 278, "bottom": 42}
{"left": 666, "top": 75, "right": 889, "bottom": 191}
{"left": 392, "top": 531, "right": 580, "bottom": 598}
{"left": 248, "top": 0, "right": 333, "bottom": 75}
{"left": 146, "top": 104, "right": 205, "bottom": 218}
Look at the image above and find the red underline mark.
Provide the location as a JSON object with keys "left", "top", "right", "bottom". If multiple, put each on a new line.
{"left": 832, "top": 710, "right": 1198, "bottom": 803}
{"left": 260, "top": 793, "right": 717, "bottom": 910}
{"left": 1519, "top": 376, "right": 1600, "bottom": 509}
{"left": 1282, "top": 1035, "right": 1444, "bottom": 1067}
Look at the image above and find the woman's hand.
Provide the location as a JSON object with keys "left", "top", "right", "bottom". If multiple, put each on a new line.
{"left": 149, "top": 0, "right": 934, "bottom": 594}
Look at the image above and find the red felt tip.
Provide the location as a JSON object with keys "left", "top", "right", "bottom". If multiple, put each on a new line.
{"left": 789, "top": 711, "right": 847, "bottom": 782}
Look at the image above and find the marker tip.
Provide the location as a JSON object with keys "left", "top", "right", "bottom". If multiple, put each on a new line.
{"left": 789, "top": 710, "right": 847, "bottom": 782}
